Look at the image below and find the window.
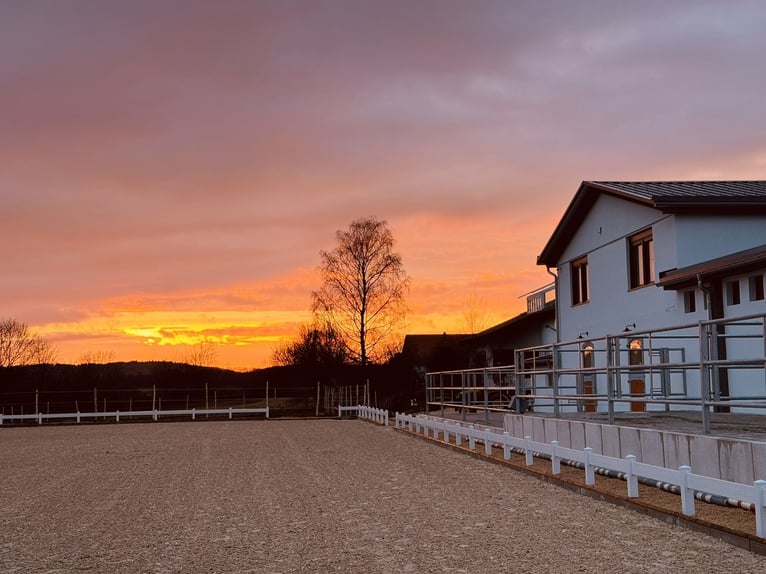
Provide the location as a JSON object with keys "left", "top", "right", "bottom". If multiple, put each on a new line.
{"left": 628, "top": 229, "right": 654, "bottom": 289}
{"left": 727, "top": 279, "right": 741, "bottom": 306}
{"left": 683, "top": 289, "right": 696, "bottom": 313}
{"left": 571, "top": 256, "right": 589, "bottom": 305}
{"left": 749, "top": 274, "right": 765, "bottom": 302}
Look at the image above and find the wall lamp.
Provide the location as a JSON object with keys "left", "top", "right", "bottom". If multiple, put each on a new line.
{"left": 544, "top": 324, "right": 557, "bottom": 332}
{"left": 623, "top": 323, "right": 636, "bottom": 332}
{"left": 577, "top": 331, "right": 589, "bottom": 339}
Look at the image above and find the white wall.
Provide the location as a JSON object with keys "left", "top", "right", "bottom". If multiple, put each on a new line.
{"left": 675, "top": 215, "right": 766, "bottom": 267}
{"left": 556, "top": 195, "right": 681, "bottom": 342}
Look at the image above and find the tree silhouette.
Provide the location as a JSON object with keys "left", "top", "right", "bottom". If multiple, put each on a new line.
{"left": 312, "top": 217, "right": 409, "bottom": 366}
{"left": 0, "top": 318, "right": 56, "bottom": 367}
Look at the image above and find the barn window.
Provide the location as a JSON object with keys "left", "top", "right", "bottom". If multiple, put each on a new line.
{"left": 749, "top": 274, "right": 765, "bottom": 302}
{"left": 628, "top": 229, "right": 654, "bottom": 289}
{"left": 571, "top": 256, "right": 589, "bottom": 306}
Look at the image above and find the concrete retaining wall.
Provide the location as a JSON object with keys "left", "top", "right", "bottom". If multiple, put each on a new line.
{"left": 504, "top": 414, "right": 766, "bottom": 484}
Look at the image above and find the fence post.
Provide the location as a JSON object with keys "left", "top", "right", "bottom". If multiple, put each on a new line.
{"left": 679, "top": 466, "right": 695, "bottom": 516}
{"left": 455, "top": 423, "right": 462, "bottom": 446}
{"left": 503, "top": 431, "right": 511, "bottom": 460}
{"left": 192, "top": 408, "right": 196, "bottom": 421}
{"left": 584, "top": 447, "right": 595, "bottom": 486}
{"left": 524, "top": 436, "right": 533, "bottom": 466}
{"left": 38, "top": 413, "right": 42, "bottom": 425}
{"left": 116, "top": 410, "right": 120, "bottom": 423}
{"left": 485, "top": 429, "right": 493, "bottom": 456}
{"left": 77, "top": 412, "right": 81, "bottom": 424}
{"left": 754, "top": 480, "right": 766, "bottom": 539}
{"left": 626, "top": 455, "right": 638, "bottom": 498}
{"left": 433, "top": 420, "right": 440, "bottom": 440}
{"left": 551, "top": 440, "right": 560, "bottom": 474}
{"left": 468, "top": 425, "right": 476, "bottom": 450}
{"left": 384, "top": 410, "right": 389, "bottom": 426}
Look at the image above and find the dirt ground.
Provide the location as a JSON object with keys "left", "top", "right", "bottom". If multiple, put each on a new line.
{"left": 2, "top": 420, "right": 766, "bottom": 574}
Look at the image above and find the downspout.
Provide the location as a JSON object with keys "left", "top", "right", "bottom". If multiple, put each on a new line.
{"left": 697, "top": 275, "right": 712, "bottom": 321}
{"left": 698, "top": 274, "right": 729, "bottom": 413}
{"left": 546, "top": 265, "right": 561, "bottom": 417}
{"left": 546, "top": 266, "right": 559, "bottom": 343}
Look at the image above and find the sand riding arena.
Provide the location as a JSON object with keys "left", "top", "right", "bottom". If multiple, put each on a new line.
{"left": 2, "top": 419, "right": 766, "bottom": 573}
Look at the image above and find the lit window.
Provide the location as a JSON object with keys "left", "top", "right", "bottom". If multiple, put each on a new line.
{"left": 571, "top": 256, "right": 589, "bottom": 306}
{"left": 628, "top": 229, "right": 654, "bottom": 289}
{"left": 727, "top": 280, "right": 741, "bottom": 306}
{"left": 749, "top": 274, "right": 765, "bottom": 302}
{"left": 683, "top": 290, "right": 696, "bottom": 313}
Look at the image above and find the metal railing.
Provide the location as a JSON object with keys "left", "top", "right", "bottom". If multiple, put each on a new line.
{"left": 426, "top": 312, "right": 766, "bottom": 434}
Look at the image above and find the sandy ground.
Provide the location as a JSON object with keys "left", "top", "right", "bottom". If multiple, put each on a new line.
{"left": 2, "top": 420, "right": 766, "bottom": 574}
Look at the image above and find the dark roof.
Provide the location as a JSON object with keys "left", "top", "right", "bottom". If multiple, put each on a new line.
{"left": 538, "top": 181, "right": 766, "bottom": 267}
{"left": 657, "top": 244, "right": 766, "bottom": 290}
{"left": 400, "top": 334, "right": 469, "bottom": 363}
{"left": 467, "top": 301, "right": 555, "bottom": 343}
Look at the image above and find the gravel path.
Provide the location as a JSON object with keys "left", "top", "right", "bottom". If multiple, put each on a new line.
{"left": 2, "top": 420, "right": 765, "bottom": 573}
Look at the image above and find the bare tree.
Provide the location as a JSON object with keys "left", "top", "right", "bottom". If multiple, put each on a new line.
{"left": 312, "top": 217, "right": 410, "bottom": 366}
{"left": 460, "top": 290, "right": 491, "bottom": 334}
{"left": 183, "top": 338, "right": 218, "bottom": 367}
{"left": 271, "top": 322, "right": 347, "bottom": 367}
{"left": 0, "top": 318, "right": 56, "bottom": 367}
{"left": 78, "top": 350, "right": 115, "bottom": 365}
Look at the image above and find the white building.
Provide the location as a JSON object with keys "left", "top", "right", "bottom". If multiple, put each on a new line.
{"left": 533, "top": 181, "right": 766, "bottom": 413}
{"left": 537, "top": 181, "right": 766, "bottom": 340}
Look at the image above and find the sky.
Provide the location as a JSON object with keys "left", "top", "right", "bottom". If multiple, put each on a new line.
{"left": 3, "top": 1, "right": 766, "bottom": 370}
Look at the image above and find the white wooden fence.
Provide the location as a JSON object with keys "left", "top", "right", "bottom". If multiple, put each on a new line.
{"left": 0, "top": 407, "right": 269, "bottom": 425}
{"left": 394, "top": 412, "right": 766, "bottom": 538}
{"left": 338, "top": 405, "right": 389, "bottom": 426}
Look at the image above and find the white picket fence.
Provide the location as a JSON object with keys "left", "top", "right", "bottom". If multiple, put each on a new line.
{"left": 394, "top": 412, "right": 766, "bottom": 538}
{"left": 0, "top": 407, "right": 269, "bottom": 425}
{"left": 338, "top": 405, "right": 389, "bottom": 426}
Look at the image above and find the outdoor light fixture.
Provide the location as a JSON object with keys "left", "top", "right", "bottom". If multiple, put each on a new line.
{"left": 544, "top": 324, "right": 557, "bottom": 332}
{"left": 623, "top": 323, "right": 636, "bottom": 332}
{"left": 578, "top": 331, "right": 589, "bottom": 339}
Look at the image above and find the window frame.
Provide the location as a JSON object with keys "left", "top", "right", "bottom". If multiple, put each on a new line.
{"left": 749, "top": 274, "right": 765, "bottom": 302}
{"left": 683, "top": 289, "right": 696, "bottom": 314}
{"left": 628, "top": 228, "right": 654, "bottom": 290}
{"left": 727, "top": 279, "right": 741, "bottom": 306}
{"left": 571, "top": 255, "right": 589, "bottom": 306}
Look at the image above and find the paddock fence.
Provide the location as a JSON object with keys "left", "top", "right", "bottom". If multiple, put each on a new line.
{"left": 0, "top": 407, "right": 269, "bottom": 425}
{"left": 0, "top": 381, "right": 374, "bottom": 423}
{"left": 393, "top": 412, "right": 766, "bottom": 538}
{"left": 339, "top": 405, "right": 390, "bottom": 425}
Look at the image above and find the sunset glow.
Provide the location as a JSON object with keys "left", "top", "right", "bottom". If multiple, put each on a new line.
{"left": 3, "top": 2, "right": 766, "bottom": 369}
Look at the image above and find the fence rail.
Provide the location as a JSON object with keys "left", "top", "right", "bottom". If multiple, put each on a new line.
{"left": 339, "top": 405, "right": 389, "bottom": 426}
{"left": 0, "top": 407, "right": 269, "bottom": 425}
{"left": 394, "top": 412, "right": 766, "bottom": 538}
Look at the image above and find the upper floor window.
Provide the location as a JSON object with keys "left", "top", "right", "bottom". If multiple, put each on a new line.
{"left": 571, "top": 255, "right": 589, "bottom": 306}
{"left": 749, "top": 274, "right": 765, "bottom": 302}
{"left": 727, "top": 279, "right": 741, "bottom": 306}
{"left": 683, "top": 289, "right": 696, "bottom": 313}
{"left": 628, "top": 229, "right": 654, "bottom": 289}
